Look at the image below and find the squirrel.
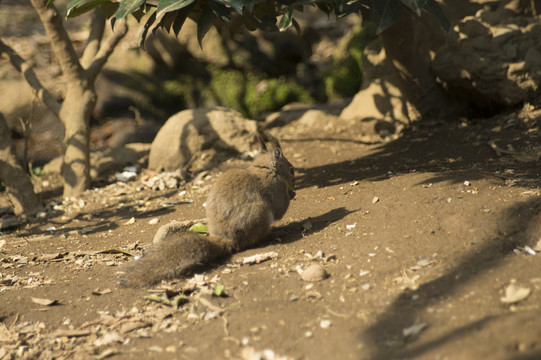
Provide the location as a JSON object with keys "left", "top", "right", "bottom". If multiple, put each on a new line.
{"left": 121, "top": 132, "right": 295, "bottom": 287}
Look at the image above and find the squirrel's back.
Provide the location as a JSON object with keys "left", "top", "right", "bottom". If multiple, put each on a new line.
{"left": 206, "top": 168, "right": 275, "bottom": 250}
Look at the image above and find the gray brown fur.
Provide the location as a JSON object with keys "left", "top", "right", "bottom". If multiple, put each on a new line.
{"left": 122, "top": 133, "right": 295, "bottom": 287}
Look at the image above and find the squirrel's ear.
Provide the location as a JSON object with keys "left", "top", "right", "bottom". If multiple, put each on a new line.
{"left": 266, "top": 134, "right": 281, "bottom": 150}
{"left": 256, "top": 131, "right": 282, "bottom": 153}
{"left": 256, "top": 132, "right": 268, "bottom": 151}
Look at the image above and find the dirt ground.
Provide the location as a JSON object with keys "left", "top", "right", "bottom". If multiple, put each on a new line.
{"left": 2, "top": 104, "right": 541, "bottom": 360}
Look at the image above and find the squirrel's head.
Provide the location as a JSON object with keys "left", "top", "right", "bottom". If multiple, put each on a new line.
{"left": 256, "top": 132, "right": 295, "bottom": 198}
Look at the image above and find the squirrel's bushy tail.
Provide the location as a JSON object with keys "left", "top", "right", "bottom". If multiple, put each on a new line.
{"left": 121, "top": 232, "right": 234, "bottom": 288}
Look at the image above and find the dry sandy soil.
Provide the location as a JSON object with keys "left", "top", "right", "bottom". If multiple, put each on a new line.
{"left": 2, "top": 104, "right": 541, "bottom": 360}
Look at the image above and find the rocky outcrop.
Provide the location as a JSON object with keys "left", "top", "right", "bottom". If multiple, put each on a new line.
{"left": 432, "top": 7, "right": 541, "bottom": 109}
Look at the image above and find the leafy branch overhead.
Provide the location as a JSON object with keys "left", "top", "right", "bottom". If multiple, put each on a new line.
{"left": 65, "top": 0, "right": 449, "bottom": 47}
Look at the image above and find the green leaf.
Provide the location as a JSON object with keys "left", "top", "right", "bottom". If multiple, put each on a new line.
{"left": 291, "top": 17, "right": 300, "bottom": 33}
{"left": 315, "top": 1, "right": 333, "bottom": 15}
{"left": 221, "top": 0, "right": 244, "bottom": 13}
{"left": 400, "top": 0, "right": 427, "bottom": 16}
{"left": 67, "top": 0, "right": 113, "bottom": 18}
{"left": 372, "top": 0, "right": 404, "bottom": 33}
{"left": 208, "top": 0, "right": 231, "bottom": 23}
{"left": 171, "top": 294, "right": 189, "bottom": 309}
{"left": 157, "top": 0, "right": 197, "bottom": 18}
{"left": 197, "top": 6, "right": 216, "bottom": 47}
{"left": 143, "top": 294, "right": 188, "bottom": 308}
{"left": 114, "top": 0, "right": 145, "bottom": 20}
{"left": 423, "top": 0, "right": 450, "bottom": 31}
{"left": 188, "top": 223, "right": 209, "bottom": 234}
{"left": 278, "top": 6, "right": 293, "bottom": 31}
{"left": 214, "top": 284, "right": 229, "bottom": 297}
{"left": 101, "top": 2, "right": 120, "bottom": 17}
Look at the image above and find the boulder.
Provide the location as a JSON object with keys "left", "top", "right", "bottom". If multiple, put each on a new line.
{"left": 340, "top": 39, "right": 410, "bottom": 134}
{"left": 340, "top": 79, "right": 409, "bottom": 128}
{"left": 148, "top": 107, "right": 258, "bottom": 171}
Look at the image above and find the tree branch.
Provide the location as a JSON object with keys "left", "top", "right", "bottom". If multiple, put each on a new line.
{"left": 80, "top": 8, "right": 106, "bottom": 69}
{"left": 30, "top": 0, "right": 86, "bottom": 85}
{"left": 86, "top": 21, "right": 128, "bottom": 81}
{"left": 0, "top": 38, "right": 61, "bottom": 116}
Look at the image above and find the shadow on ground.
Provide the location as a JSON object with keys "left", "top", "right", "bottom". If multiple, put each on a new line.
{"left": 361, "top": 196, "right": 541, "bottom": 359}
{"left": 295, "top": 122, "right": 539, "bottom": 191}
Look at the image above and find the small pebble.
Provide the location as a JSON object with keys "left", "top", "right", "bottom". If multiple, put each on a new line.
{"left": 301, "top": 264, "right": 329, "bottom": 282}
{"left": 320, "top": 320, "right": 332, "bottom": 329}
{"left": 361, "top": 283, "right": 371, "bottom": 290}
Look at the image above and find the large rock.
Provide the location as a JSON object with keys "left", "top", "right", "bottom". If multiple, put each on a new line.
{"left": 340, "top": 79, "right": 409, "bottom": 128}
{"left": 148, "top": 107, "right": 258, "bottom": 171}
{"left": 340, "top": 39, "right": 409, "bottom": 135}
{"left": 432, "top": 7, "right": 541, "bottom": 109}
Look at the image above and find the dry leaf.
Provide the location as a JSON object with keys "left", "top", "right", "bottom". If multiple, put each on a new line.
{"left": 38, "top": 253, "right": 65, "bottom": 261}
{"left": 119, "top": 321, "right": 152, "bottom": 335}
{"left": 241, "top": 251, "right": 278, "bottom": 265}
{"left": 198, "top": 297, "right": 223, "bottom": 313}
{"left": 96, "top": 348, "right": 120, "bottom": 360}
{"left": 0, "top": 323, "right": 18, "bottom": 343}
{"left": 92, "top": 288, "right": 113, "bottom": 296}
{"left": 52, "top": 329, "right": 91, "bottom": 337}
{"left": 71, "top": 249, "right": 133, "bottom": 257}
{"left": 403, "top": 321, "right": 427, "bottom": 337}
{"left": 31, "top": 297, "right": 59, "bottom": 306}
{"left": 94, "top": 331, "right": 124, "bottom": 347}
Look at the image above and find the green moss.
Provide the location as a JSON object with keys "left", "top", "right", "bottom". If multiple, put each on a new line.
{"left": 324, "top": 23, "right": 377, "bottom": 101}
{"left": 204, "top": 66, "right": 312, "bottom": 119}
{"left": 206, "top": 67, "right": 248, "bottom": 115}
{"left": 116, "top": 54, "right": 313, "bottom": 120}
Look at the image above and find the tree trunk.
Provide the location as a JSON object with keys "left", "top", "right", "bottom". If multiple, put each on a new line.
{"left": 60, "top": 84, "right": 96, "bottom": 198}
{"left": 28, "top": 0, "right": 127, "bottom": 198}
{"left": 379, "top": 12, "right": 458, "bottom": 121}
{"left": 0, "top": 113, "right": 43, "bottom": 216}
